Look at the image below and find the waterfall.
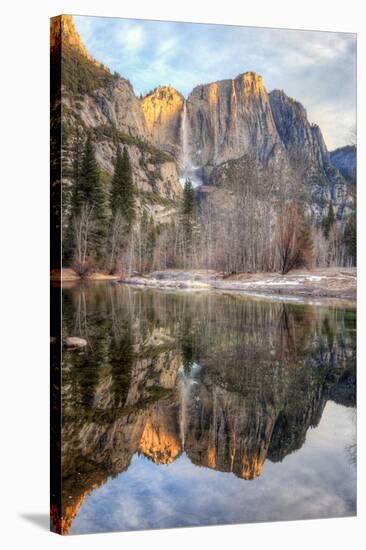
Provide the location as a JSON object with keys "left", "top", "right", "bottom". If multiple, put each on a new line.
{"left": 179, "top": 100, "right": 202, "bottom": 188}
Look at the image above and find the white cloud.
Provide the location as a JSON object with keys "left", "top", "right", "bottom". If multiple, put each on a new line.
{"left": 117, "top": 24, "right": 145, "bottom": 54}
{"left": 157, "top": 37, "right": 179, "bottom": 57}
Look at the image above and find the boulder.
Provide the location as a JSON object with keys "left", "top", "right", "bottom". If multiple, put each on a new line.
{"left": 64, "top": 337, "right": 87, "bottom": 349}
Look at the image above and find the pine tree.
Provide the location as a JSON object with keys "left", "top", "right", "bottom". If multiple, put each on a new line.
{"left": 146, "top": 216, "right": 156, "bottom": 267}
{"left": 70, "top": 134, "right": 107, "bottom": 265}
{"left": 181, "top": 179, "right": 196, "bottom": 240}
{"left": 322, "top": 202, "right": 336, "bottom": 239}
{"left": 71, "top": 126, "right": 83, "bottom": 201}
{"left": 180, "top": 179, "right": 197, "bottom": 267}
{"left": 60, "top": 124, "right": 73, "bottom": 215}
{"left": 298, "top": 214, "right": 314, "bottom": 268}
{"left": 64, "top": 126, "right": 83, "bottom": 259}
{"left": 138, "top": 211, "right": 156, "bottom": 272}
{"left": 182, "top": 178, "right": 195, "bottom": 221}
{"left": 60, "top": 125, "right": 74, "bottom": 263}
{"left": 110, "top": 146, "right": 135, "bottom": 226}
{"left": 110, "top": 146, "right": 123, "bottom": 216}
{"left": 344, "top": 213, "right": 356, "bottom": 266}
{"left": 78, "top": 135, "right": 101, "bottom": 207}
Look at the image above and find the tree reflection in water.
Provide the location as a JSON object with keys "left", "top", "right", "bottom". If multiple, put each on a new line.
{"left": 52, "top": 283, "right": 356, "bottom": 534}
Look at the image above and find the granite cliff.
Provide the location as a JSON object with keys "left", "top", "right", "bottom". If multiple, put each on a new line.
{"left": 51, "top": 15, "right": 182, "bottom": 227}
{"left": 141, "top": 74, "right": 355, "bottom": 219}
{"left": 268, "top": 89, "right": 352, "bottom": 219}
{"left": 140, "top": 86, "right": 185, "bottom": 161}
{"left": 186, "top": 73, "right": 283, "bottom": 175}
{"left": 330, "top": 145, "right": 357, "bottom": 184}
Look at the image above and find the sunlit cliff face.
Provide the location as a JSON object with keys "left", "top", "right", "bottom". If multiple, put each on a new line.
{"left": 50, "top": 15, "right": 102, "bottom": 68}
{"left": 208, "top": 83, "right": 219, "bottom": 105}
{"left": 241, "top": 71, "right": 265, "bottom": 96}
{"left": 183, "top": 70, "right": 280, "bottom": 174}
{"left": 141, "top": 86, "right": 184, "bottom": 130}
{"left": 140, "top": 86, "right": 185, "bottom": 159}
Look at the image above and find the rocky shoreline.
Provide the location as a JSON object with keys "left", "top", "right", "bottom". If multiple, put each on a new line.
{"left": 53, "top": 267, "right": 356, "bottom": 304}
{"left": 121, "top": 268, "right": 356, "bottom": 304}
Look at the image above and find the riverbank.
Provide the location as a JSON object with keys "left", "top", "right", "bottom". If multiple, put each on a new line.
{"left": 122, "top": 267, "right": 356, "bottom": 302}
{"left": 52, "top": 267, "right": 356, "bottom": 302}
{"left": 50, "top": 268, "right": 118, "bottom": 282}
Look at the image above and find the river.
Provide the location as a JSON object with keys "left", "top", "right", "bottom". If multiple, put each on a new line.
{"left": 53, "top": 282, "right": 356, "bottom": 534}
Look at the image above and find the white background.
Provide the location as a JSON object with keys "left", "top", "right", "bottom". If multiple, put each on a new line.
{"left": 0, "top": 0, "right": 364, "bottom": 548}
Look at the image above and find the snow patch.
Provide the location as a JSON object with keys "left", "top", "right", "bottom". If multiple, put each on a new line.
{"left": 262, "top": 279, "right": 300, "bottom": 286}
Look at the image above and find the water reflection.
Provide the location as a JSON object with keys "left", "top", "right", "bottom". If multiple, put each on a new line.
{"left": 53, "top": 283, "right": 356, "bottom": 534}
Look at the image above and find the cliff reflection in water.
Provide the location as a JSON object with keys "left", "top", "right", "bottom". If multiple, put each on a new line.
{"left": 55, "top": 283, "right": 356, "bottom": 534}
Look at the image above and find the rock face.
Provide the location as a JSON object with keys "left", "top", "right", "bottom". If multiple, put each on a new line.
{"left": 140, "top": 86, "right": 185, "bottom": 161}
{"left": 50, "top": 15, "right": 100, "bottom": 66}
{"left": 268, "top": 89, "right": 353, "bottom": 219}
{"left": 268, "top": 90, "right": 331, "bottom": 169}
{"left": 75, "top": 79, "right": 150, "bottom": 141}
{"left": 186, "top": 73, "right": 284, "bottom": 181}
{"left": 187, "top": 82, "right": 353, "bottom": 218}
{"left": 330, "top": 145, "right": 357, "bottom": 183}
{"left": 51, "top": 15, "right": 182, "bottom": 224}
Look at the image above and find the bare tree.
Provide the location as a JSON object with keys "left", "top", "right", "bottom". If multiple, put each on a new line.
{"left": 109, "top": 211, "right": 129, "bottom": 275}
{"left": 72, "top": 202, "right": 95, "bottom": 276}
{"left": 274, "top": 204, "right": 313, "bottom": 274}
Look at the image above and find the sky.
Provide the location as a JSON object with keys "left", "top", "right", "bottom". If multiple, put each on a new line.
{"left": 74, "top": 15, "right": 356, "bottom": 150}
